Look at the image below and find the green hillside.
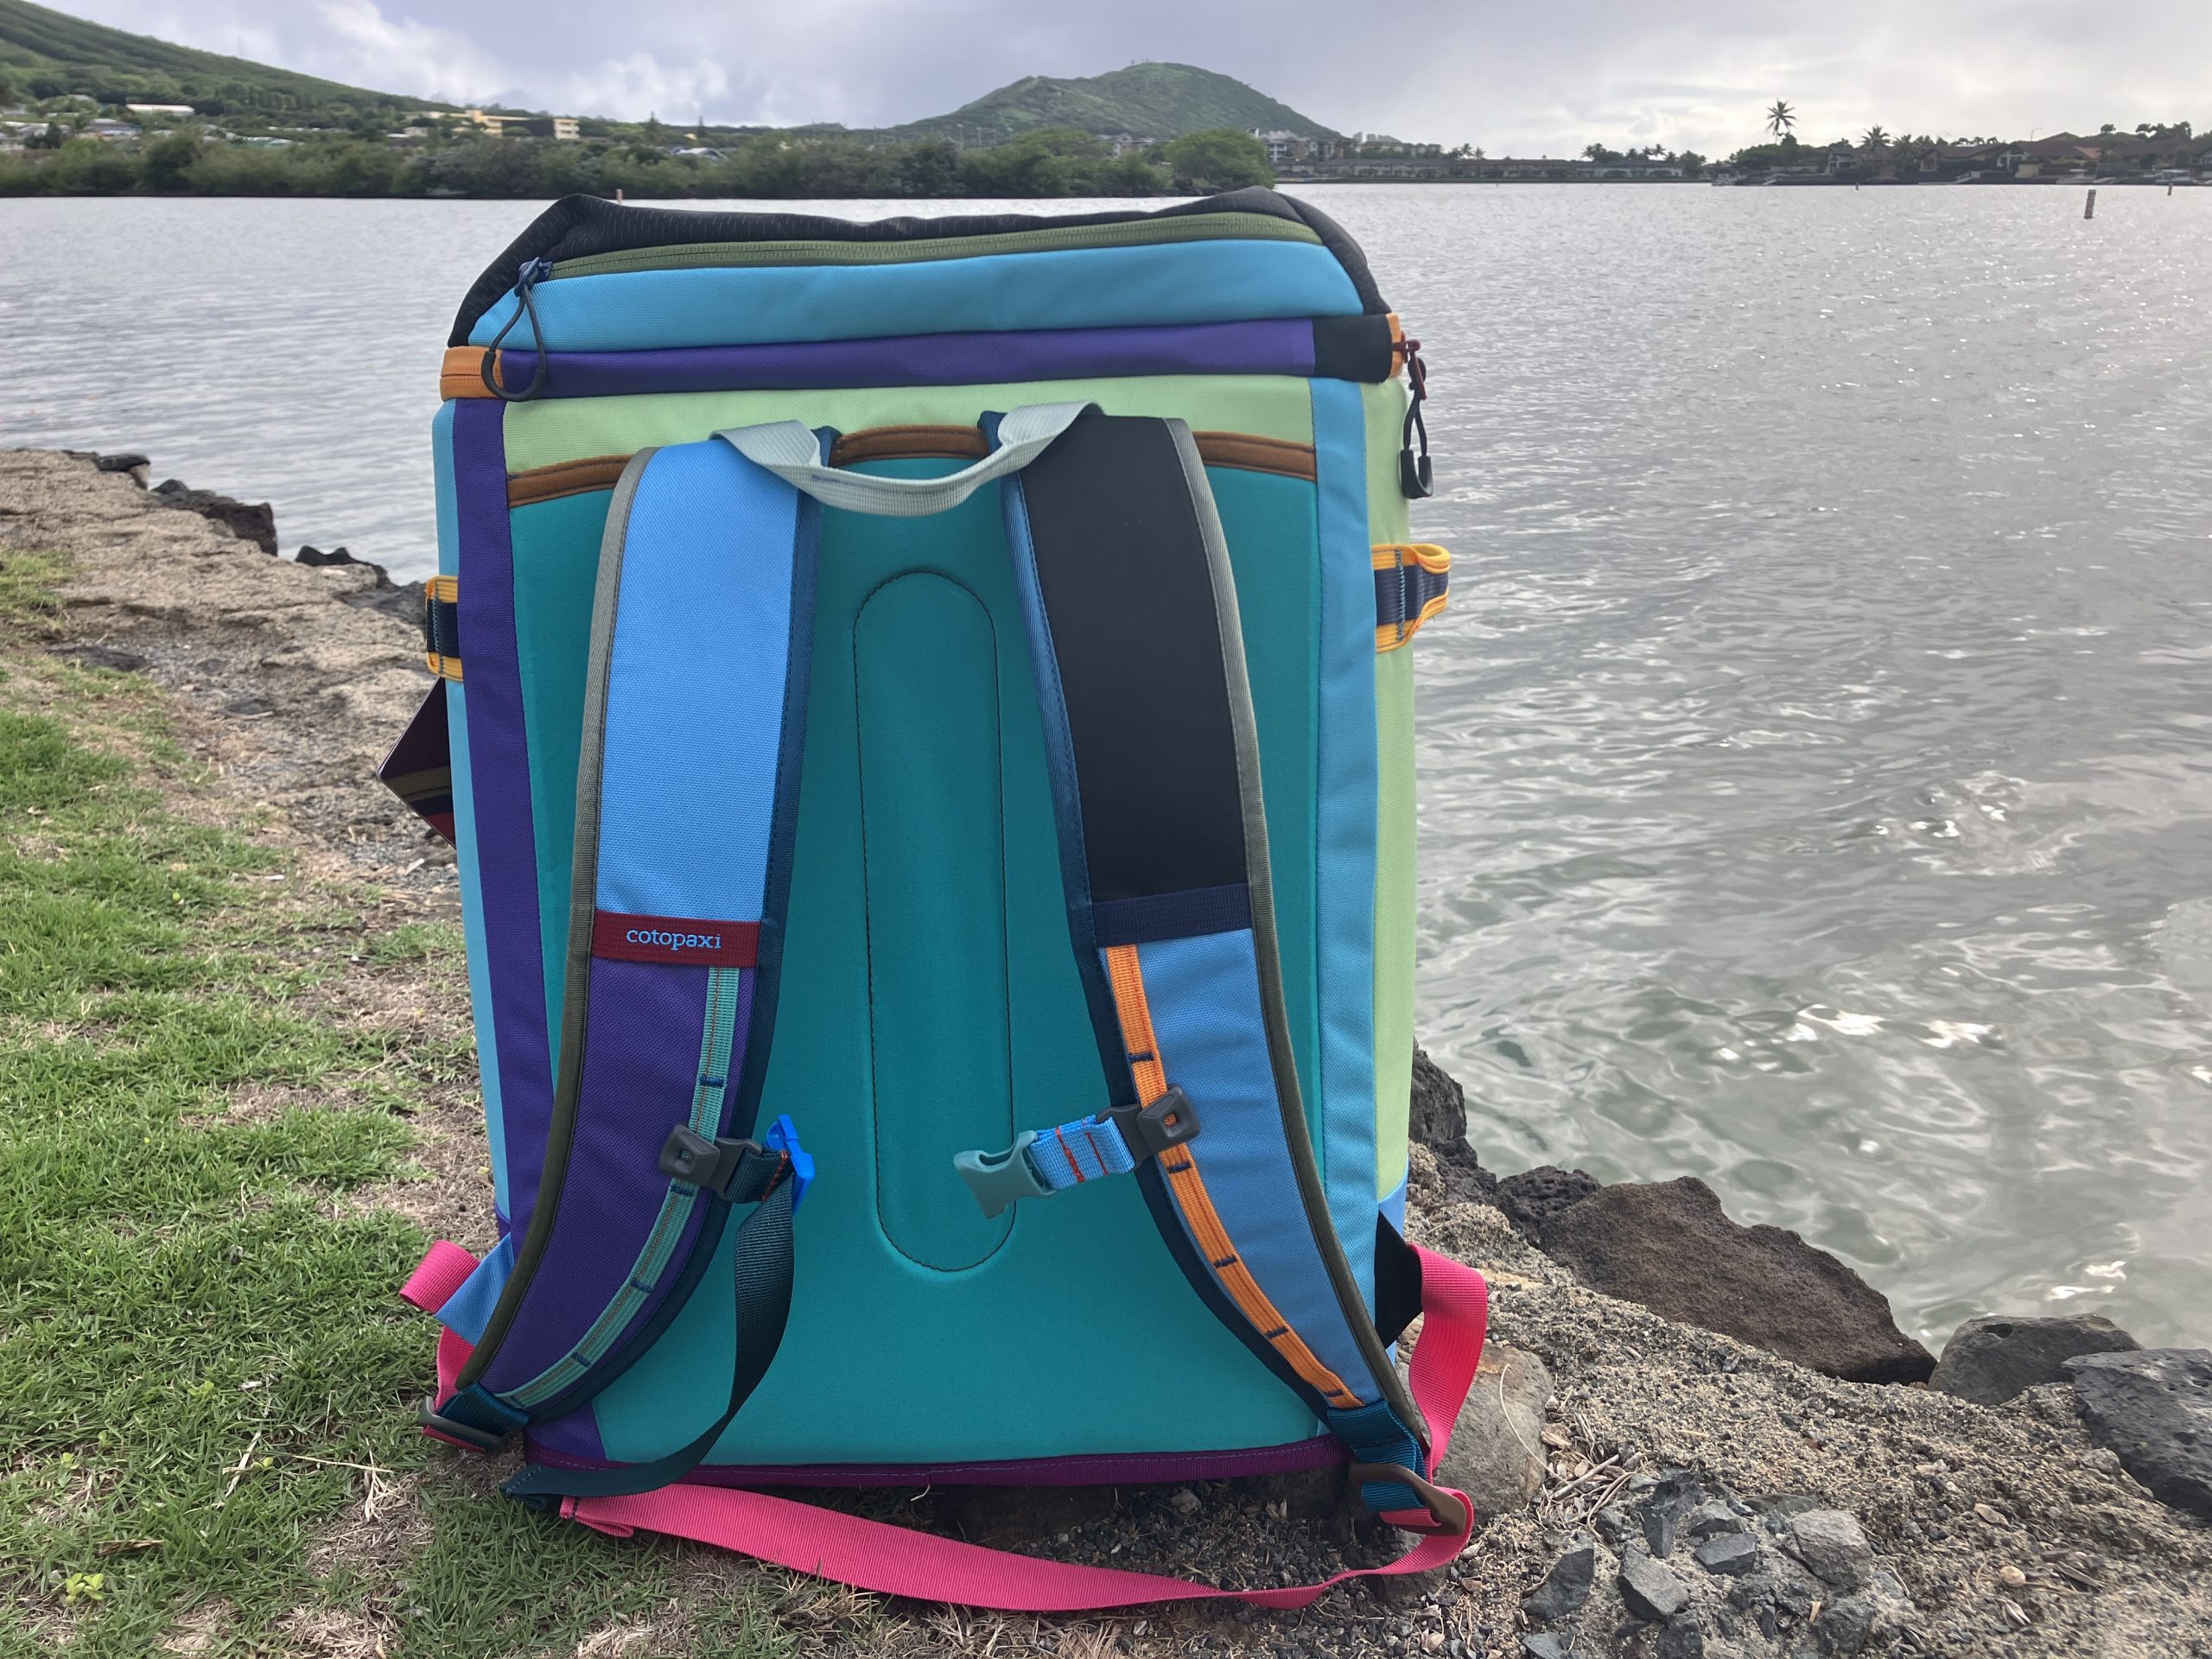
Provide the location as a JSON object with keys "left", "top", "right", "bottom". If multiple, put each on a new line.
{"left": 0, "top": 0, "right": 434, "bottom": 114}
{"left": 894, "top": 61, "right": 1339, "bottom": 145}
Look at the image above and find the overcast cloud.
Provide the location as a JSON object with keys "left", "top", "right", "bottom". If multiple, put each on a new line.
{"left": 65, "top": 0, "right": 2212, "bottom": 155}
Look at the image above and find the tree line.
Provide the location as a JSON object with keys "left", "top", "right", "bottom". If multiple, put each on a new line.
{"left": 0, "top": 124, "right": 1276, "bottom": 199}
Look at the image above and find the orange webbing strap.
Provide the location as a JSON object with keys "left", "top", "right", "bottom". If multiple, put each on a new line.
{"left": 423, "top": 575, "right": 462, "bottom": 680}
{"left": 1103, "top": 944, "right": 1363, "bottom": 1412}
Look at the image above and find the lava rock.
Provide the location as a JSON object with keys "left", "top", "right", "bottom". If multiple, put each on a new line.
{"left": 1618, "top": 1548, "right": 1689, "bottom": 1621}
{"left": 1656, "top": 1616, "right": 1706, "bottom": 1659}
{"left": 1685, "top": 1498, "right": 1746, "bottom": 1541}
{"left": 92, "top": 451, "right": 149, "bottom": 474}
{"left": 1784, "top": 1510, "right": 1872, "bottom": 1590}
{"left": 1410, "top": 1049, "right": 1497, "bottom": 1199}
{"left": 2063, "top": 1348, "right": 2212, "bottom": 1519}
{"left": 1637, "top": 1472, "right": 1703, "bottom": 1557}
{"left": 1693, "top": 1532, "right": 1759, "bottom": 1575}
{"left": 1436, "top": 1343, "right": 1553, "bottom": 1517}
{"left": 1931, "top": 1313, "right": 2140, "bottom": 1405}
{"left": 149, "top": 480, "right": 277, "bottom": 556}
{"left": 1813, "top": 1593, "right": 1877, "bottom": 1655}
{"left": 49, "top": 643, "right": 149, "bottom": 672}
{"left": 1520, "top": 1637, "right": 1568, "bottom": 1659}
{"left": 1522, "top": 1544, "right": 1595, "bottom": 1625}
{"left": 1536, "top": 1177, "right": 1936, "bottom": 1383}
{"left": 1494, "top": 1165, "right": 1602, "bottom": 1238}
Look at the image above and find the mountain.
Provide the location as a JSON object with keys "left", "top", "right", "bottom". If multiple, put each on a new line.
{"left": 0, "top": 0, "right": 433, "bottom": 113}
{"left": 893, "top": 62, "right": 1339, "bottom": 145}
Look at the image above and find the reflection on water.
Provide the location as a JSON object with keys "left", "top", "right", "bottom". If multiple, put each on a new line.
{"left": 4, "top": 186, "right": 2209, "bottom": 1344}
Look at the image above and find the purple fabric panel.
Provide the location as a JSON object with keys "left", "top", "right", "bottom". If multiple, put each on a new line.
{"left": 479, "top": 957, "right": 711, "bottom": 1391}
{"left": 519, "top": 1434, "right": 1346, "bottom": 1489}
{"left": 528, "top": 1400, "right": 609, "bottom": 1463}
{"left": 452, "top": 399, "right": 555, "bottom": 1231}
{"left": 494, "top": 318, "right": 1317, "bottom": 400}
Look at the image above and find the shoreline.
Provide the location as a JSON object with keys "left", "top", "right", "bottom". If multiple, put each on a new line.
{"left": 3, "top": 445, "right": 2207, "bottom": 1656}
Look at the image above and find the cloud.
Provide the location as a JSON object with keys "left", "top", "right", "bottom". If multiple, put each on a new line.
{"left": 310, "top": 0, "right": 511, "bottom": 105}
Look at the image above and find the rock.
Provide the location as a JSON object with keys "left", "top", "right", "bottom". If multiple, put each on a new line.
{"left": 149, "top": 480, "right": 277, "bottom": 556}
{"left": 1637, "top": 1472, "right": 1702, "bottom": 1557}
{"left": 1536, "top": 1177, "right": 1936, "bottom": 1384}
{"left": 1656, "top": 1616, "right": 1705, "bottom": 1659}
{"left": 92, "top": 451, "right": 149, "bottom": 474}
{"left": 934, "top": 1483, "right": 1116, "bottom": 1545}
{"left": 2063, "top": 1348, "right": 2212, "bottom": 1519}
{"left": 1522, "top": 1544, "right": 1595, "bottom": 1624}
{"left": 1618, "top": 1548, "right": 1689, "bottom": 1621}
{"left": 1494, "top": 1165, "right": 1601, "bottom": 1238}
{"left": 1434, "top": 1342, "right": 1552, "bottom": 1517}
{"left": 1519, "top": 1637, "right": 1568, "bottom": 1659}
{"left": 1685, "top": 1498, "right": 1745, "bottom": 1541}
{"left": 1813, "top": 1592, "right": 1877, "bottom": 1655}
{"left": 1930, "top": 1313, "right": 2139, "bottom": 1405}
{"left": 1784, "top": 1510, "right": 1872, "bottom": 1590}
{"left": 49, "top": 642, "right": 149, "bottom": 672}
{"left": 1693, "top": 1532, "right": 1759, "bottom": 1575}
{"left": 1410, "top": 1049, "right": 1496, "bottom": 1200}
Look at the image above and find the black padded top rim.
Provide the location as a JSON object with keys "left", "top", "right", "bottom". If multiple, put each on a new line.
{"left": 448, "top": 188, "right": 1388, "bottom": 346}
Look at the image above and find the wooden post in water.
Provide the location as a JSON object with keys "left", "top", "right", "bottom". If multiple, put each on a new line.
{"left": 2084, "top": 188, "right": 2097, "bottom": 219}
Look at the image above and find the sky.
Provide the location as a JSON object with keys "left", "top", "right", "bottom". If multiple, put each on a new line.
{"left": 63, "top": 0, "right": 2212, "bottom": 155}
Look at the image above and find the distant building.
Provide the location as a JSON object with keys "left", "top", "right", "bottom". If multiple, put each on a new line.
{"left": 1103, "top": 132, "right": 1149, "bottom": 156}
{"left": 414, "top": 109, "right": 580, "bottom": 140}
{"left": 85, "top": 118, "right": 140, "bottom": 143}
{"left": 1575, "top": 156, "right": 1683, "bottom": 179}
{"left": 1249, "top": 128, "right": 1311, "bottom": 165}
{"left": 126, "top": 103, "right": 197, "bottom": 118}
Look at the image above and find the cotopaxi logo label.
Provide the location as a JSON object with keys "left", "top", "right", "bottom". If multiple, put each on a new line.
{"left": 590, "top": 911, "right": 760, "bottom": 968}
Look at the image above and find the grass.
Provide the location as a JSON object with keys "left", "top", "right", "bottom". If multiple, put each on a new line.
{"left": 0, "top": 552, "right": 804, "bottom": 1656}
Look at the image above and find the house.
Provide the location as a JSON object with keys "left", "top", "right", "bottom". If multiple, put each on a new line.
{"left": 1249, "top": 128, "right": 1311, "bottom": 165}
{"left": 125, "top": 103, "right": 196, "bottom": 118}
{"left": 85, "top": 118, "right": 140, "bottom": 143}
{"left": 1575, "top": 156, "right": 1683, "bottom": 179}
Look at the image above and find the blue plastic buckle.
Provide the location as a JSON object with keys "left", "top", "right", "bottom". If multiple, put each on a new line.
{"left": 953, "top": 1131, "right": 1054, "bottom": 1219}
{"left": 762, "top": 1113, "right": 813, "bottom": 1212}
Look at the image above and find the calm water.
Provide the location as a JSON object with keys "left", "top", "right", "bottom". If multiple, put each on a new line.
{"left": 6, "top": 188, "right": 2210, "bottom": 1347}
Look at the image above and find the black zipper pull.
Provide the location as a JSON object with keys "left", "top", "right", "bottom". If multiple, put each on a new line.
{"left": 480, "top": 257, "right": 554, "bottom": 403}
{"left": 1397, "top": 336, "right": 1433, "bottom": 499}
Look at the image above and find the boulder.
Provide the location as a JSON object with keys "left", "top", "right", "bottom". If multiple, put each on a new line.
{"left": 1410, "top": 1048, "right": 1496, "bottom": 1200}
{"left": 2063, "top": 1348, "right": 2212, "bottom": 1519}
{"left": 1783, "top": 1510, "right": 1872, "bottom": 1590}
{"left": 1930, "top": 1313, "right": 2139, "bottom": 1405}
{"left": 1433, "top": 1342, "right": 1552, "bottom": 1517}
{"left": 1494, "top": 1165, "right": 1601, "bottom": 1237}
{"left": 1537, "top": 1178, "right": 1936, "bottom": 1383}
{"left": 150, "top": 480, "right": 277, "bottom": 556}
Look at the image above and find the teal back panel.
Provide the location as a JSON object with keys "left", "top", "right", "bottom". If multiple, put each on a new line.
{"left": 504, "top": 458, "right": 1343, "bottom": 1464}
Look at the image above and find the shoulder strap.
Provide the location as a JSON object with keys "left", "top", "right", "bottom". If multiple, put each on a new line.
{"left": 988, "top": 410, "right": 1452, "bottom": 1525}
{"left": 423, "top": 434, "right": 819, "bottom": 1463}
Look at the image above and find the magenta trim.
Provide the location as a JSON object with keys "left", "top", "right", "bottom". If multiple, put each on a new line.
{"left": 520, "top": 1433, "right": 1345, "bottom": 1489}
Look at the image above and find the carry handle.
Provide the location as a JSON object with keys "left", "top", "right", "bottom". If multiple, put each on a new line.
{"left": 715, "top": 404, "right": 1089, "bottom": 518}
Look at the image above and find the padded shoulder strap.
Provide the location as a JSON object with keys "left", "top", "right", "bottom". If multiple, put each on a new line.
{"left": 997, "top": 410, "right": 1447, "bottom": 1522}
{"left": 427, "top": 435, "right": 820, "bottom": 1446}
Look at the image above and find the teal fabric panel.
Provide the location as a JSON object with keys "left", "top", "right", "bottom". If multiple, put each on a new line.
{"left": 590, "top": 458, "right": 1319, "bottom": 1465}
{"left": 594, "top": 443, "right": 802, "bottom": 921}
{"left": 435, "top": 399, "right": 510, "bottom": 1218}
{"left": 470, "top": 243, "right": 1363, "bottom": 354}
{"left": 508, "top": 493, "right": 613, "bottom": 1058}
{"left": 1207, "top": 468, "right": 1320, "bottom": 1122}
{"left": 1129, "top": 929, "right": 1377, "bottom": 1399}
{"left": 854, "top": 575, "right": 1017, "bottom": 1272}
{"left": 1309, "top": 380, "right": 1379, "bottom": 1308}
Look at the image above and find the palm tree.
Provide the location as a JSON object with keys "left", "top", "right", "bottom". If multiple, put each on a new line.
{"left": 1860, "top": 125, "right": 1889, "bottom": 156}
{"left": 1766, "top": 100, "right": 1796, "bottom": 141}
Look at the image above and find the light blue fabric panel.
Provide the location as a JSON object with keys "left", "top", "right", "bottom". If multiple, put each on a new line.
{"left": 435, "top": 1233, "right": 515, "bottom": 1344}
{"left": 595, "top": 442, "right": 801, "bottom": 921}
{"left": 1310, "top": 378, "right": 1379, "bottom": 1309}
{"left": 1134, "top": 928, "right": 1376, "bottom": 1401}
{"left": 468, "top": 243, "right": 1363, "bottom": 353}
{"left": 434, "top": 399, "right": 509, "bottom": 1220}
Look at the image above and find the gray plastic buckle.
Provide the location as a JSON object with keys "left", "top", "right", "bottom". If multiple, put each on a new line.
{"left": 953, "top": 1131, "right": 1054, "bottom": 1220}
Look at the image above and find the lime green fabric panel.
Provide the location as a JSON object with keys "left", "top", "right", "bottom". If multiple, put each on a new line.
{"left": 503, "top": 375, "right": 1313, "bottom": 473}
{"left": 508, "top": 490, "right": 613, "bottom": 1061}
{"left": 1363, "top": 379, "right": 1416, "bottom": 1198}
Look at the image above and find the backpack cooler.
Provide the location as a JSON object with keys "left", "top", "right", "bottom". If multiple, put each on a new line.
{"left": 382, "top": 188, "right": 1488, "bottom": 1611}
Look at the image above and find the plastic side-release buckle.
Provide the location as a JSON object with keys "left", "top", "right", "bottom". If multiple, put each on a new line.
{"left": 953, "top": 1130, "right": 1054, "bottom": 1220}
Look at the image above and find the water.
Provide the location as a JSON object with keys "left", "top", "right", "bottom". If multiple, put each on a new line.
{"left": 6, "top": 187, "right": 2209, "bottom": 1347}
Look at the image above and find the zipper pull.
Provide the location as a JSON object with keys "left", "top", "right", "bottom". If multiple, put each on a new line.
{"left": 1396, "top": 336, "right": 1433, "bottom": 499}
{"left": 480, "top": 258, "right": 554, "bottom": 403}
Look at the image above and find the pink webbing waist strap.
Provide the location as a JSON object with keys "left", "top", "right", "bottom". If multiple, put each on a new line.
{"left": 561, "top": 1246, "right": 1490, "bottom": 1611}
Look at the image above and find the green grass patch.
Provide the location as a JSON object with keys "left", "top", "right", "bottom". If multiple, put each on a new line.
{"left": 0, "top": 604, "right": 791, "bottom": 1656}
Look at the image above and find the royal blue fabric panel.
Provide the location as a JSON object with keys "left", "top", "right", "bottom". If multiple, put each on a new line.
{"left": 1132, "top": 928, "right": 1376, "bottom": 1401}
{"left": 452, "top": 398, "right": 555, "bottom": 1234}
{"left": 436, "top": 1233, "right": 515, "bottom": 1344}
{"left": 479, "top": 957, "right": 713, "bottom": 1393}
{"left": 595, "top": 442, "right": 802, "bottom": 923}
{"left": 468, "top": 243, "right": 1364, "bottom": 354}
{"left": 433, "top": 402, "right": 509, "bottom": 1219}
{"left": 1310, "top": 379, "right": 1379, "bottom": 1309}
